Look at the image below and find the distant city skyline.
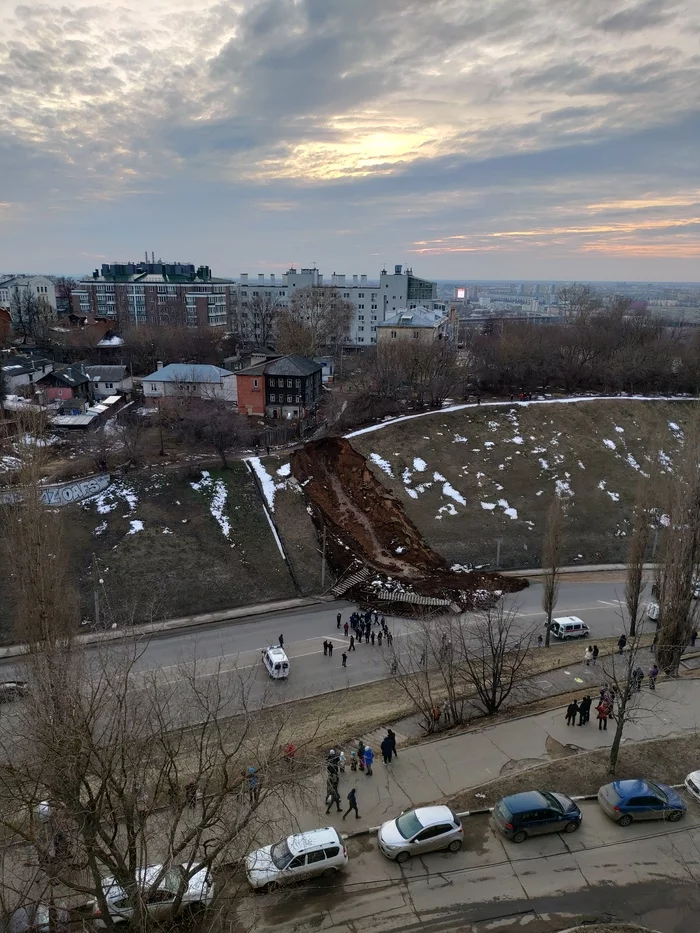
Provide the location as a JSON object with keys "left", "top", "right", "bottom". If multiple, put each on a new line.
{"left": 1, "top": 0, "right": 699, "bottom": 280}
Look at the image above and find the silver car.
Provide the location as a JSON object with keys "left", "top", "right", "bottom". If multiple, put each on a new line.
{"left": 378, "top": 805, "right": 463, "bottom": 863}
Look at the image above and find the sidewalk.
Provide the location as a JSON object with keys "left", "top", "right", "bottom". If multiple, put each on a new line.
{"left": 302, "top": 665, "right": 700, "bottom": 833}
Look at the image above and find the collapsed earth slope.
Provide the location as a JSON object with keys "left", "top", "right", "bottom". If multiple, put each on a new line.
{"left": 291, "top": 437, "right": 526, "bottom": 608}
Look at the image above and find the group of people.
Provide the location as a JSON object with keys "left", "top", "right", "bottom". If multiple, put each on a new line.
{"left": 329, "top": 611, "right": 394, "bottom": 667}
{"left": 324, "top": 731, "right": 399, "bottom": 819}
{"left": 566, "top": 668, "right": 661, "bottom": 733}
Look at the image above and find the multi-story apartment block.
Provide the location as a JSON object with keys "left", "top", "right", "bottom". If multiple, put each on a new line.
{"left": 235, "top": 264, "right": 446, "bottom": 347}
{"left": 71, "top": 260, "right": 234, "bottom": 329}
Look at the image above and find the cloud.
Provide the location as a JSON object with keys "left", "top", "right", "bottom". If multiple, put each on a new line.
{"left": 0, "top": 0, "right": 699, "bottom": 279}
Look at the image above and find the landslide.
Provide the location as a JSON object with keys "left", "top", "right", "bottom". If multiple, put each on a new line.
{"left": 290, "top": 437, "right": 525, "bottom": 606}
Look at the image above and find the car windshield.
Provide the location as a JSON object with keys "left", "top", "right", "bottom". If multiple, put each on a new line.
{"left": 542, "top": 792, "right": 564, "bottom": 812}
{"left": 648, "top": 783, "right": 668, "bottom": 803}
{"left": 395, "top": 810, "right": 424, "bottom": 839}
{"left": 495, "top": 801, "right": 512, "bottom": 821}
{"left": 270, "top": 839, "right": 293, "bottom": 869}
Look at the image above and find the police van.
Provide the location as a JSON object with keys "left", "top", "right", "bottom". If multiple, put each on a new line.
{"left": 262, "top": 646, "right": 290, "bottom": 679}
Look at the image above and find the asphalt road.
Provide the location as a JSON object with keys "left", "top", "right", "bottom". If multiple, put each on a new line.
{"left": 0, "top": 578, "right": 656, "bottom": 714}
{"left": 232, "top": 795, "right": 700, "bottom": 933}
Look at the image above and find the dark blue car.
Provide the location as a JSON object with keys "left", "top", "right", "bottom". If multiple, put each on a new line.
{"left": 598, "top": 779, "right": 686, "bottom": 826}
{"left": 492, "top": 790, "right": 582, "bottom": 843}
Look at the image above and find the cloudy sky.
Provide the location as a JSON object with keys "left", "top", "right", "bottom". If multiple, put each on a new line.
{"left": 2, "top": 0, "right": 699, "bottom": 281}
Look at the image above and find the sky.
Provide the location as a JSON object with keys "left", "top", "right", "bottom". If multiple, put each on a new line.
{"left": 1, "top": 0, "right": 700, "bottom": 281}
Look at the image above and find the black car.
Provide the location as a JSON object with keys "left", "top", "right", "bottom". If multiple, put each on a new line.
{"left": 0, "top": 682, "right": 29, "bottom": 703}
{"left": 493, "top": 790, "right": 582, "bottom": 843}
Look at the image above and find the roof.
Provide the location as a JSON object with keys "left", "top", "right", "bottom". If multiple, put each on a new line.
{"left": 265, "top": 354, "right": 322, "bottom": 377}
{"left": 142, "top": 363, "right": 234, "bottom": 383}
{"left": 377, "top": 307, "right": 447, "bottom": 329}
{"left": 288, "top": 827, "right": 340, "bottom": 853}
{"left": 500, "top": 791, "right": 549, "bottom": 811}
{"left": 50, "top": 366, "right": 90, "bottom": 388}
{"left": 264, "top": 646, "right": 289, "bottom": 663}
{"left": 86, "top": 365, "right": 128, "bottom": 382}
{"left": 236, "top": 362, "right": 270, "bottom": 377}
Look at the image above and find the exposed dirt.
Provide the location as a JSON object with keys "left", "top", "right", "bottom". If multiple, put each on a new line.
{"left": 291, "top": 437, "right": 527, "bottom": 609}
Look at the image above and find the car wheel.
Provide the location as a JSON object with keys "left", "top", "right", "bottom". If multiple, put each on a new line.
{"left": 668, "top": 810, "right": 684, "bottom": 823}
{"left": 447, "top": 840, "right": 462, "bottom": 853}
{"left": 564, "top": 820, "right": 580, "bottom": 833}
{"left": 617, "top": 814, "right": 633, "bottom": 827}
{"left": 395, "top": 851, "right": 410, "bottom": 864}
{"left": 322, "top": 867, "right": 337, "bottom": 878}
{"left": 512, "top": 830, "right": 528, "bottom": 843}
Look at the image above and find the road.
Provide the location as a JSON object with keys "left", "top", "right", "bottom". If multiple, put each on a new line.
{"left": 0, "top": 577, "right": 654, "bottom": 713}
{"left": 232, "top": 798, "right": 700, "bottom": 933}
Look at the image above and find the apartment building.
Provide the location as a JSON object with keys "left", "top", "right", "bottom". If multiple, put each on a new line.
{"left": 235, "top": 264, "right": 446, "bottom": 347}
{"left": 0, "top": 276, "right": 57, "bottom": 315}
{"left": 71, "top": 260, "right": 234, "bottom": 329}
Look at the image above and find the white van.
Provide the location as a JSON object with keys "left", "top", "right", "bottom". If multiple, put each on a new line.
{"left": 548, "top": 616, "right": 590, "bottom": 640}
{"left": 646, "top": 600, "right": 660, "bottom": 623}
{"left": 245, "top": 827, "right": 348, "bottom": 890}
{"left": 262, "top": 646, "right": 289, "bottom": 679}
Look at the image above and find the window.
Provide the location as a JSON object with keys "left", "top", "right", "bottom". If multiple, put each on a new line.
{"left": 307, "top": 850, "right": 326, "bottom": 864}
{"left": 288, "top": 855, "right": 306, "bottom": 869}
{"left": 105, "top": 382, "right": 113, "bottom": 389}
{"left": 391, "top": 330, "right": 397, "bottom": 338}
{"left": 287, "top": 379, "right": 292, "bottom": 388}
{"left": 358, "top": 292, "right": 364, "bottom": 298}
{"left": 413, "top": 330, "right": 420, "bottom": 339}
{"left": 287, "top": 394, "right": 293, "bottom": 403}
{"left": 295, "top": 395, "right": 300, "bottom": 403}
{"left": 371, "top": 293, "right": 377, "bottom": 299}
{"left": 343, "top": 293, "right": 350, "bottom": 298}
{"left": 295, "top": 378, "right": 300, "bottom": 387}
{"left": 371, "top": 304, "right": 377, "bottom": 310}
{"left": 358, "top": 326, "right": 364, "bottom": 331}
{"left": 358, "top": 315, "right": 364, "bottom": 321}
{"left": 358, "top": 304, "right": 364, "bottom": 310}
{"left": 324, "top": 845, "right": 340, "bottom": 858}
{"left": 270, "top": 394, "right": 276, "bottom": 402}
{"left": 253, "top": 379, "right": 259, "bottom": 390}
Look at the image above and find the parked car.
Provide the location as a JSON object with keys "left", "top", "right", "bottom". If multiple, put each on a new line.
{"left": 493, "top": 791, "right": 582, "bottom": 843}
{"left": 245, "top": 827, "right": 347, "bottom": 890}
{"left": 545, "top": 617, "right": 589, "bottom": 640}
{"left": 377, "top": 805, "right": 463, "bottom": 863}
{"left": 684, "top": 770, "right": 700, "bottom": 802}
{"left": 261, "top": 646, "right": 289, "bottom": 679}
{"left": 598, "top": 779, "right": 686, "bottom": 826}
{"left": 0, "top": 681, "right": 29, "bottom": 702}
{"left": 646, "top": 600, "right": 660, "bottom": 623}
{"left": 90, "top": 864, "right": 213, "bottom": 926}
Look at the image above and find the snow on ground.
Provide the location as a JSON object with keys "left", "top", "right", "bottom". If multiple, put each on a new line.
{"left": 436, "top": 503, "right": 458, "bottom": 519}
{"left": 669, "top": 421, "right": 681, "bottom": 432}
{"left": 190, "top": 471, "right": 232, "bottom": 541}
{"left": 453, "top": 435, "right": 468, "bottom": 443}
{"left": 128, "top": 520, "right": 144, "bottom": 535}
{"left": 413, "top": 457, "right": 427, "bottom": 471}
{"left": 658, "top": 451, "right": 672, "bottom": 470}
{"left": 86, "top": 481, "right": 138, "bottom": 515}
{"left": 94, "top": 521, "right": 107, "bottom": 536}
{"left": 555, "top": 479, "right": 574, "bottom": 497}
{"left": 162, "top": 527, "right": 173, "bottom": 534}
{"left": 603, "top": 439, "right": 616, "bottom": 450}
{"left": 509, "top": 435, "right": 524, "bottom": 445}
{"left": 0, "top": 455, "right": 21, "bottom": 472}
{"left": 498, "top": 498, "right": 518, "bottom": 519}
{"left": 481, "top": 501, "right": 496, "bottom": 510}
{"left": 615, "top": 425, "right": 625, "bottom": 433}
{"left": 539, "top": 458, "right": 549, "bottom": 470}
{"left": 276, "top": 463, "right": 291, "bottom": 477}
{"left": 484, "top": 441, "right": 495, "bottom": 448}
{"left": 247, "top": 458, "right": 278, "bottom": 510}
{"left": 369, "top": 453, "right": 394, "bottom": 477}
{"left": 626, "top": 454, "right": 641, "bottom": 471}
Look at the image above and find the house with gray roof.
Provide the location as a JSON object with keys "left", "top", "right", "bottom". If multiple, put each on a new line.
{"left": 85, "top": 365, "right": 133, "bottom": 399}
{"left": 141, "top": 362, "right": 237, "bottom": 403}
{"left": 376, "top": 306, "right": 450, "bottom": 346}
{"left": 235, "top": 353, "right": 322, "bottom": 419}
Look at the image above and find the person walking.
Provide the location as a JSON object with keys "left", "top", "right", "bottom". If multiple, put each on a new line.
{"left": 380, "top": 735, "right": 393, "bottom": 764}
{"left": 650, "top": 632, "right": 658, "bottom": 653}
{"left": 344, "top": 622, "right": 349, "bottom": 637}
{"left": 617, "top": 634, "right": 627, "bottom": 654}
{"left": 326, "top": 782, "right": 342, "bottom": 814}
{"left": 387, "top": 729, "right": 398, "bottom": 759}
{"left": 537, "top": 634, "right": 543, "bottom": 648}
{"left": 649, "top": 663, "right": 659, "bottom": 690}
{"left": 363, "top": 746, "right": 374, "bottom": 776}
{"left": 342, "top": 651, "right": 347, "bottom": 668}
{"left": 357, "top": 741, "right": 366, "bottom": 772}
{"left": 442, "top": 699, "right": 451, "bottom": 724}
{"left": 387, "top": 631, "right": 393, "bottom": 647}
{"left": 584, "top": 646, "right": 594, "bottom": 666}
{"left": 248, "top": 768, "right": 260, "bottom": 805}
{"left": 565, "top": 699, "right": 579, "bottom": 726}
{"left": 279, "top": 634, "right": 285, "bottom": 648}
{"left": 339, "top": 750, "right": 346, "bottom": 773}
{"left": 328, "top": 642, "right": 333, "bottom": 657}
{"left": 185, "top": 778, "right": 198, "bottom": 809}
{"left": 370, "top": 631, "right": 375, "bottom": 646}
{"left": 691, "top": 630, "right": 698, "bottom": 648}
{"left": 596, "top": 699, "right": 610, "bottom": 731}
{"left": 350, "top": 750, "right": 357, "bottom": 771}
{"left": 431, "top": 704, "right": 441, "bottom": 730}
{"left": 420, "top": 650, "right": 427, "bottom": 668}
{"left": 632, "top": 666, "right": 644, "bottom": 692}
{"left": 343, "top": 788, "right": 360, "bottom": 820}
{"left": 349, "top": 635, "right": 355, "bottom": 651}
{"left": 337, "top": 612, "right": 342, "bottom": 630}
{"left": 378, "top": 631, "right": 383, "bottom": 646}
{"left": 323, "top": 640, "right": 329, "bottom": 656}
{"left": 592, "top": 644, "right": 599, "bottom": 665}
{"left": 381, "top": 615, "right": 386, "bottom": 628}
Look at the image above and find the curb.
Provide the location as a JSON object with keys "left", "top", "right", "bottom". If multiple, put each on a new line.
{"left": 503, "top": 563, "right": 657, "bottom": 577}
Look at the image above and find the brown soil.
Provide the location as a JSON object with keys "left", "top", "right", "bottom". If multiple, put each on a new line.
{"left": 291, "top": 437, "right": 526, "bottom": 608}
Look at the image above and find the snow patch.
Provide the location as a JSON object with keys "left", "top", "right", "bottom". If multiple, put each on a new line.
{"left": 86, "top": 481, "right": 138, "bottom": 515}
{"left": 578, "top": 461, "right": 585, "bottom": 470}
{"left": 658, "top": 451, "right": 672, "bottom": 469}
{"left": 453, "top": 435, "right": 468, "bottom": 443}
{"left": 481, "top": 501, "right": 496, "bottom": 511}
{"left": 614, "top": 425, "right": 625, "bottom": 433}
{"left": 162, "top": 527, "right": 173, "bottom": 534}
{"left": 626, "top": 454, "right": 641, "bottom": 471}
{"left": 128, "top": 520, "right": 144, "bottom": 535}
{"left": 484, "top": 441, "right": 495, "bottom": 448}
{"left": 669, "top": 421, "right": 681, "bottom": 432}
{"left": 555, "top": 479, "right": 574, "bottom": 497}
{"left": 603, "top": 439, "right": 616, "bottom": 450}
{"left": 441, "top": 482, "right": 467, "bottom": 506}
{"left": 413, "top": 457, "right": 427, "bottom": 472}
{"left": 369, "top": 453, "right": 394, "bottom": 477}
{"left": 405, "top": 488, "right": 418, "bottom": 499}
{"left": 509, "top": 435, "right": 524, "bottom": 445}
{"left": 94, "top": 521, "right": 107, "bottom": 536}
{"left": 539, "top": 458, "right": 549, "bottom": 470}
{"left": 276, "top": 463, "right": 291, "bottom": 477}
{"left": 436, "top": 503, "right": 457, "bottom": 519}
{"left": 190, "top": 471, "right": 233, "bottom": 541}
{"left": 498, "top": 498, "right": 518, "bottom": 520}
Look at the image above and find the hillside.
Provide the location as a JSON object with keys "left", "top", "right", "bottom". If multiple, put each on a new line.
{"left": 347, "top": 398, "right": 695, "bottom": 570}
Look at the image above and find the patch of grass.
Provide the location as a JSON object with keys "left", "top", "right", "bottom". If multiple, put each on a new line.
{"left": 349, "top": 399, "right": 694, "bottom": 570}
{"left": 451, "top": 732, "right": 700, "bottom": 812}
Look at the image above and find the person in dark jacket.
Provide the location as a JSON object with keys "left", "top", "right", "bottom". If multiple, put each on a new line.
{"left": 337, "top": 613, "right": 342, "bottom": 629}
{"left": 326, "top": 782, "right": 342, "bottom": 814}
{"left": 617, "top": 634, "right": 627, "bottom": 654}
{"left": 323, "top": 640, "right": 329, "bottom": 656}
{"left": 349, "top": 635, "right": 355, "bottom": 651}
{"left": 592, "top": 644, "right": 599, "bottom": 665}
{"left": 343, "top": 788, "right": 360, "bottom": 820}
{"left": 380, "top": 735, "right": 393, "bottom": 764}
{"left": 387, "top": 729, "right": 399, "bottom": 758}
{"left": 578, "top": 696, "right": 592, "bottom": 725}
{"left": 565, "top": 700, "right": 579, "bottom": 726}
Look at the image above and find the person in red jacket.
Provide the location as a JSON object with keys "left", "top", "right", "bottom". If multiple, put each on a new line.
{"left": 596, "top": 699, "right": 611, "bottom": 731}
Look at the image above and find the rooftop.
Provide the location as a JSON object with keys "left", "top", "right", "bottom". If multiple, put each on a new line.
{"left": 142, "top": 363, "right": 234, "bottom": 383}
{"left": 377, "top": 306, "right": 448, "bottom": 329}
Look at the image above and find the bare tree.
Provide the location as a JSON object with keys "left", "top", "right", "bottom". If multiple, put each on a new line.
{"left": 625, "top": 478, "right": 652, "bottom": 638}
{"left": 245, "top": 292, "right": 285, "bottom": 347}
{"left": 599, "top": 625, "right": 649, "bottom": 774}
{"left": 115, "top": 410, "right": 146, "bottom": 469}
{"left": 284, "top": 286, "right": 353, "bottom": 357}
{"left": 174, "top": 400, "right": 250, "bottom": 468}
{"left": 542, "top": 495, "right": 564, "bottom": 647}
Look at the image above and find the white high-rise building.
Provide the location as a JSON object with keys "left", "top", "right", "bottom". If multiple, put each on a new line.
{"left": 235, "top": 264, "right": 446, "bottom": 347}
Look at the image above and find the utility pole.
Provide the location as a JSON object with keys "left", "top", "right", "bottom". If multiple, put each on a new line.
{"left": 321, "top": 524, "right": 327, "bottom": 589}
{"left": 92, "top": 553, "right": 100, "bottom": 628}
{"left": 495, "top": 537, "right": 502, "bottom": 570}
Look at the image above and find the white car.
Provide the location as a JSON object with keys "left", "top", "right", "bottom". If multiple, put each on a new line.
{"left": 378, "top": 805, "right": 463, "bottom": 863}
{"left": 245, "top": 827, "right": 347, "bottom": 890}
{"left": 685, "top": 770, "right": 700, "bottom": 801}
{"left": 91, "top": 864, "right": 213, "bottom": 926}
{"left": 646, "top": 600, "right": 660, "bottom": 622}
{"left": 262, "top": 646, "right": 289, "bottom": 679}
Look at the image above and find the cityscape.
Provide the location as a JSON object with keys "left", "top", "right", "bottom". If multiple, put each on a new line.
{"left": 1, "top": 1, "right": 700, "bottom": 933}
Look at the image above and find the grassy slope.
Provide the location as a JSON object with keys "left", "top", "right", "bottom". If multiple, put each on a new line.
{"left": 0, "top": 463, "right": 299, "bottom": 642}
{"left": 349, "top": 399, "right": 695, "bottom": 570}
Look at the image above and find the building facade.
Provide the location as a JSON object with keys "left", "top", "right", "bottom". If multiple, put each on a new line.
{"left": 141, "top": 363, "right": 238, "bottom": 402}
{"left": 376, "top": 307, "right": 450, "bottom": 346}
{"left": 0, "top": 276, "right": 57, "bottom": 321}
{"left": 235, "top": 354, "right": 322, "bottom": 419}
{"left": 234, "top": 264, "right": 446, "bottom": 347}
{"left": 71, "top": 261, "right": 234, "bottom": 329}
